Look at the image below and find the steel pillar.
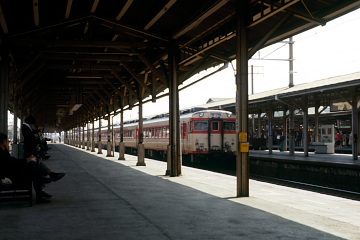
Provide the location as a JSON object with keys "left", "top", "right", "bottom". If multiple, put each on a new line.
{"left": 168, "top": 44, "right": 181, "bottom": 177}
{"left": 82, "top": 124, "right": 86, "bottom": 149}
{"left": 283, "top": 108, "right": 287, "bottom": 151}
{"left": 78, "top": 125, "right": 81, "bottom": 148}
{"left": 314, "top": 102, "right": 320, "bottom": 142}
{"left": 97, "top": 117, "right": 102, "bottom": 154}
{"left": 118, "top": 106, "right": 125, "bottom": 160}
{"left": 289, "top": 106, "right": 295, "bottom": 155}
{"left": 0, "top": 55, "right": 9, "bottom": 134}
{"left": 235, "top": 1, "right": 249, "bottom": 197}
{"left": 352, "top": 94, "right": 358, "bottom": 160}
{"left": 137, "top": 90, "right": 146, "bottom": 166}
{"left": 268, "top": 108, "right": 273, "bottom": 155}
{"left": 302, "top": 98, "right": 309, "bottom": 157}
{"left": 257, "top": 111, "right": 261, "bottom": 138}
{"left": 13, "top": 105, "right": 18, "bottom": 144}
{"left": 91, "top": 119, "right": 95, "bottom": 152}
{"left": 86, "top": 122, "right": 90, "bottom": 150}
{"left": 106, "top": 115, "right": 112, "bottom": 157}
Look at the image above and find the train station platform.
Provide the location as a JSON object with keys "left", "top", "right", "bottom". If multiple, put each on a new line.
{"left": 1, "top": 144, "right": 359, "bottom": 240}
{"left": 250, "top": 149, "right": 360, "bottom": 166}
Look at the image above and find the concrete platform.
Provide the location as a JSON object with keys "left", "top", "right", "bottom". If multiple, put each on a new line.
{"left": 1, "top": 144, "right": 359, "bottom": 240}
{"left": 250, "top": 149, "right": 360, "bottom": 166}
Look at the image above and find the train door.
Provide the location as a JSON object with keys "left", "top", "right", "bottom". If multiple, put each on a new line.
{"left": 208, "top": 119, "right": 223, "bottom": 151}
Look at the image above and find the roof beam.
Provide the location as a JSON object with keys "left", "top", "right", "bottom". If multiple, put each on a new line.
{"left": 172, "top": 0, "right": 230, "bottom": 39}
{"left": 46, "top": 63, "right": 120, "bottom": 71}
{"left": 138, "top": 54, "right": 167, "bottom": 87}
{"left": 261, "top": 0, "right": 325, "bottom": 26}
{"left": 111, "top": 71, "right": 137, "bottom": 98}
{"left": 33, "top": 0, "right": 39, "bottom": 26}
{"left": 94, "top": 15, "right": 169, "bottom": 42}
{"left": 16, "top": 62, "right": 45, "bottom": 91}
{"left": 144, "top": 0, "right": 177, "bottom": 30}
{"left": 116, "top": 0, "right": 134, "bottom": 21}
{"left": 0, "top": 3, "right": 8, "bottom": 34}
{"left": 94, "top": 89, "right": 111, "bottom": 107}
{"left": 248, "top": 0, "right": 300, "bottom": 28}
{"left": 91, "top": 0, "right": 100, "bottom": 13}
{"left": 48, "top": 40, "right": 147, "bottom": 49}
{"left": 65, "top": 0, "right": 73, "bottom": 19}
{"left": 103, "top": 77, "right": 123, "bottom": 97}
{"left": 248, "top": 13, "right": 292, "bottom": 58}
{"left": 120, "top": 60, "right": 152, "bottom": 94}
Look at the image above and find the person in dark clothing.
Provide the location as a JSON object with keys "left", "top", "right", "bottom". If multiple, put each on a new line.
{"left": 0, "top": 133, "right": 65, "bottom": 203}
{"left": 21, "top": 115, "right": 40, "bottom": 158}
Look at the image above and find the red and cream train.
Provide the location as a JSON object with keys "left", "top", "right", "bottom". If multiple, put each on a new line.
{"left": 87, "top": 108, "right": 237, "bottom": 161}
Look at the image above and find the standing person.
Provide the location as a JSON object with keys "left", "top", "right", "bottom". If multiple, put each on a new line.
{"left": 21, "top": 115, "right": 40, "bottom": 158}
{"left": 335, "top": 131, "right": 342, "bottom": 149}
{"left": 0, "top": 133, "right": 65, "bottom": 203}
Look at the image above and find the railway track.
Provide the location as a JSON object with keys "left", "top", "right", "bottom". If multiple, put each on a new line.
{"left": 185, "top": 162, "right": 360, "bottom": 201}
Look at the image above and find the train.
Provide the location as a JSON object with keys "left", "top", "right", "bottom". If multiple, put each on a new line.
{"left": 81, "top": 108, "right": 237, "bottom": 162}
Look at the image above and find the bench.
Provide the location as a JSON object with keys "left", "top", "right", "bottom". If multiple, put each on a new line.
{"left": 0, "top": 181, "right": 33, "bottom": 206}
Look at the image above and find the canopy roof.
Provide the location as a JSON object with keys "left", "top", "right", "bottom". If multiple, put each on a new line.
{"left": 1, "top": 0, "right": 359, "bottom": 129}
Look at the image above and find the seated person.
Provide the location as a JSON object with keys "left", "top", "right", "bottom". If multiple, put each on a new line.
{"left": 0, "top": 133, "right": 65, "bottom": 203}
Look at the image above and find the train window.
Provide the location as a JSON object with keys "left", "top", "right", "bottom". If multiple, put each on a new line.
{"left": 224, "top": 121, "right": 235, "bottom": 131}
{"left": 163, "top": 127, "right": 168, "bottom": 138}
{"left": 212, "top": 121, "right": 219, "bottom": 131}
{"left": 144, "top": 129, "right": 148, "bottom": 138}
{"left": 194, "top": 121, "right": 208, "bottom": 131}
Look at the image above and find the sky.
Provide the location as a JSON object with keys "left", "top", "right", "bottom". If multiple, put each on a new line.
{"left": 123, "top": 8, "right": 360, "bottom": 121}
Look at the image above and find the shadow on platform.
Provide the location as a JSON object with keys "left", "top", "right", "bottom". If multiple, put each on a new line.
{"left": 0, "top": 144, "right": 354, "bottom": 240}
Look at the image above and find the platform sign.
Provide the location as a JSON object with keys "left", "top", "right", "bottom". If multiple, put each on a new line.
{"left": 320, "top": 125, "right": 334, "bottom": 143}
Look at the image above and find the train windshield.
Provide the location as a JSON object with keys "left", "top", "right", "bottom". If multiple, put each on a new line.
{"left": 194, "top": 121, "right": 208, "bottom": 131}
{"left": 223, "top": 121, "right": 235, "bottom": 131}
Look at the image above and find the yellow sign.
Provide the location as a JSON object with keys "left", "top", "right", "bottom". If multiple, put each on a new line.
{"left": 239, "top": 132, "right": 247, "bottom": 142}
{"left": 240, "top": 143, "right": 250, "bottom": 152}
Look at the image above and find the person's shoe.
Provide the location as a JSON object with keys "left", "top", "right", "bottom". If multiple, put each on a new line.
{"left": 41, "top": 191, "right": 54, "bottom": 199}
{"left": 41, "top": 177, "right": 53, "bottom": 184}
{"left": 36, "top": 197, "right": 51, "bottom": 204}
{"left": 50, "top": 172, "right": 65, "bottom": 182}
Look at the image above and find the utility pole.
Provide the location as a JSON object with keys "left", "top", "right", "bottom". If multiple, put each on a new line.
{"left": 289, "top": 37, "right": 294, "bottom": 88}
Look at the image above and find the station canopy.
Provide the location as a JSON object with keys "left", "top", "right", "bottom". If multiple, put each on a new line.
{"left": 1, "top": 0, "right": 358, "bottom": 130}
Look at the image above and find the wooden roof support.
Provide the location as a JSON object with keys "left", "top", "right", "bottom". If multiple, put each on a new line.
{"left": 94, "top": 89, "right": 111, "bottom": 107}
{"left": 116, "top": 0, "right": 134, "bottom": 21}
{"left": 120, "top": 60, "right": 152, "bottom": 94}
{"left": 14, "top": 52, "right": 42, "bottom": 80}
{"left": 93, "top": 15, "right": 169, "bottom": 43}
{"left": 138, "top": 54, "right": 168, "bottom": 87}
{"left": 103, "top": 77, "right": 123, "bottom": 97}
{"left": 48, "top": 40, "right": 147, "bottom": 49}
{"left": 33, "top": 0, "right": 39, "bottom": 26}
{"left": 111, "top": 71, "right": 137, "bottom": 98}
{"left": 249, "top": 0, "right": 300, "bottom": 28}
{"left": 172, "top": 0, "right": 230, "bottom": 39}
{"left": 0, "top": 3, "right": 8, "bottom": 34}
{"left": 248, "top": 12, "right": 292, "bottom": 58}
{"left": 91, "top": 0, "right": 100, "bottom": 13}
{"left": 261, "top": 0, "right": 325, "bottom": 26}
{"left": 144, "top": 0, "right": 178, "bottom": 30}
{"left": 65, "top": 0, "right": 73, "bottom": 19}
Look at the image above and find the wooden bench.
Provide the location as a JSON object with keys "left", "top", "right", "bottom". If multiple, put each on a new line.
{"left": 0, "top": 181, "right": 33, "bottom": 206}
